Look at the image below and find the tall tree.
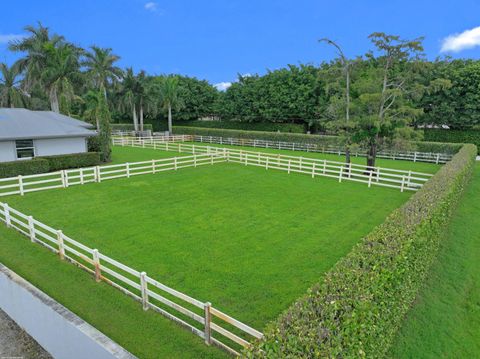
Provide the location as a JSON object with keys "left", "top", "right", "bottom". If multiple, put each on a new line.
{"left": 83, "top": 46, "right": 122, "bottom": 100}
{"left": 159, "top": 76, "right": 183, "bottom": 134}
{"left": 356, "top": 33, "right": 425, "bottom": 168}
{"left": 118, "top": 68, "right": 139, "bottom": 131}
{"left": 319, "top": 38, "right": 353, "bottom": 164}
{"left": 0, "top": 62, "right": 28, "bottom": 108}
{"left": 9, "top": 22, "right": 65, "bottom": 92}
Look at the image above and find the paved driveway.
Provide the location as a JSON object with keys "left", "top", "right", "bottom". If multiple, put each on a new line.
{"left": 0, "top": 309, "right": 51, "bottom": 359}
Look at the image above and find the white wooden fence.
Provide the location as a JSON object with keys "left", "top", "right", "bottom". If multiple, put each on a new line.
{"left": 192, "top": 135, "right": 452, "bottom": 164}
{"left": 112, "top": 138, "right": 433, "bottom": 192}
{"left": 0, "top": 153, "right": 225, "bottom": 198}
{"left": 0, "top": 201, "right": 263, "bottom": 356}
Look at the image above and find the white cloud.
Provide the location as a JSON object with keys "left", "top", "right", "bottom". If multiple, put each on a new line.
{"left": 144, "top": 2, "right": 158, "bottom": 12}
{"left": 0, "top": 33, "right": 26, "bottom": 44}
{"left": 214, "top": 82, "right": 232, "bottom": 91}
{"left": 441, "top": 26, "right": 480, "bottom": 53}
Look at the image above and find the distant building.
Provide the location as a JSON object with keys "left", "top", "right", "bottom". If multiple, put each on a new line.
{"left": 0, "top": 108, "right": 96, "bottom": 162}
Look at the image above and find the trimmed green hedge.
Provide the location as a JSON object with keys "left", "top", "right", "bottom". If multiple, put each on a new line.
{"left": 245, "top": 144, "right": 477, "bottom": 358}
{"left": 173, "top": 126, "right": 341, "bottom": 147}
{"left": 0, "top": 159, "right": 50, "bottom": 178}
{"left": 40, "top": 152, "right": 101, "bottom": 171}
{"left": 176, "top": 120, "right": 305, "bottom": 133}
{"left": 0, "top": 152, "right": 101, "bottom": 178}
{"left": 414, "top": 141, "right": 463, "bottom": 155}
{"left": 111, "top": 123, "right": 153, "bottom": 132}
{"left": 174, "top": 126, "right": 462, "bottom": 155}
{"left": 423, "top": 129, "right": 480, "bottom": 153}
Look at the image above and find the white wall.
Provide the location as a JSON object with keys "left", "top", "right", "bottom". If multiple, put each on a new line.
{"left": 0, "top": 141, "right": 16, "bottom": 162}
{"left": 35, "top": 137, "right": 88, "bottom": 157}
{"left": 0, "top": 264, "right": 136, "bottom": 359}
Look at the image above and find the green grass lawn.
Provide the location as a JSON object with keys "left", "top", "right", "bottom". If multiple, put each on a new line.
{"left": 2, "top": 160, "right": 410, "bottom": 330}
{"left": 108, "top": 145, "right": 190, "bottom": 165}
{"left": 389, "top": 164, "right": 480, "bottom": 358}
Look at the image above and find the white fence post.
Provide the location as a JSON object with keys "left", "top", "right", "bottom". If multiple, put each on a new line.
{"left": 174, "top": 157, "right": 178, "bottom": 170}
{"left": 60, "top": 171, "right": 66, "bottom": 188}
{"left": 126, "top": 163, "right": 130, "bottom": 178}
{"left": 436, "top": 153, "right": 440, "bottom": 164}
{"left": 312, "top": 162, "right": 316, "bottom": 178}
{"left": 57, "top": 230, "right": 65, "bottom": 260}
{"left": 368, "top": 171, "right": 373, "bottom": 188}
{"left": 323, "top": 160, "right": 327, "bottom": 174}
{"left": 80, "top": 168, "right": 84, "bottom": 185}
{"left": 204, "top": 302, "right": 212, "bottom": 345}
{"left": 92, "top": 249, "right": 101, "bottom": 282}
{"left": 140, "top": 271, "right": 149, "bottom": 311}
{"left": 266, "top": 157, "right": 269, "bottom": 170}
{"left": 338, "top": 166, "right": 343, "bottom": 182}
{"left": 28, "top": 216, "right": 35, "bottom": 242}
{"left": 413, "top": 152, "right": 417, "bottom": 162}
{"left": 288, "top": 160, "right": 291, "bottom": 174}
{"left": 152, "top": 160, "right": 156, "bottom": 174}
{"left": 18, "top": 175, "right": 24, "bottom": 196}
{"left": 4, "top": 203, "right": 11, "bottom": 228}
{"left": 401, "top": 176, "right": 406, "bottom": 192}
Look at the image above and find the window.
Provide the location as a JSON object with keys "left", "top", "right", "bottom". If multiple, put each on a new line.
{"left": 15, "top": 139, "right": 35, "bottom": 159}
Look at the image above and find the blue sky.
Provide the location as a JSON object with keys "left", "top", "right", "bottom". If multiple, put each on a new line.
{"left": 1, "top": 0, "right": 480, "bottom": 89}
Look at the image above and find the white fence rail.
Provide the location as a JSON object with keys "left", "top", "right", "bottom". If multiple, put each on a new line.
{"left": 191, "top": 135, "right": 452, "bottom": 164}
{"left": 117, "top": 134, "right": 451, "bottom": 164}
{"left": 0, "top": 201, "right": 262, "bottom": 356}
{"left": 0, "top": 153, "right": 225, "bottom": 198}
{"left": 112, "top": 138, "right": 433, "bottom": 192}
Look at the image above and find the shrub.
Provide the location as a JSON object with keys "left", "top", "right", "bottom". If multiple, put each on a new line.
{"left": 245, "top": 144, "right": 477, "bottom": 358}
{"left": 40, "top": 152, "right": 101, "bottom": 171}
{"left": 0, "top": 159, "right": 50, "bottom": 178}
{"left": 175, "top": 126, "right": 463, "bottom": 155}
{"left": 111, "top": 123, "right": 153, "bottom": 132}
{"left": 176, "top": 120, "right": 305, "bottom": 133}
{"left": 173, "top": 126, "right": 342, "bottom": 147}
{"left": 423, "top": 129, "right": 480, "bottom": 153}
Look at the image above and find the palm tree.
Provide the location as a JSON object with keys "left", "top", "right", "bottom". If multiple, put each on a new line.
{"left": 0, "top": 62, "right": 28, "bottom": 108}
{"left": 160, "top": 76, "right": 182, "bottom": 134}
{"left": 83, "top": 46, "right": 122, "bottom": 100}
{"left": 41, "top": 43, "right": 83, "bottom": 113}
{"left": 118, "top": 67, "right": 140, "bottom": 131}
{"left": 9, "top": 22, "right": 65, "bottom": 91}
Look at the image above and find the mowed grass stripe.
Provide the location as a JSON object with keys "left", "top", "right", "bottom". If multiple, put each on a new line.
{"left": 4, "top": 160, "right": 410, "bottom": 329}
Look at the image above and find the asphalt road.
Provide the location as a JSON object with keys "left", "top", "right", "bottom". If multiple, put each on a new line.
{"left": 0, "top": 308, "right": 51, "bottom": 359}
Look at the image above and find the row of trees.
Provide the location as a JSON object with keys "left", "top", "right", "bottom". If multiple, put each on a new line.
{"left": 0, "top": 23, "right": 219, "bottom": 135}
{"left": 1, "top": 23, "right": 480, "bottom": 166}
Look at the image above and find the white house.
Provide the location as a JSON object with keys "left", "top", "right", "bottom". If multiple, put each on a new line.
{"left": 0, "top": 108, "right": 97, "bottom": 163}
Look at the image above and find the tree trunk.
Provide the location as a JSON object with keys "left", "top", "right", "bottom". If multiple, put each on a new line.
{"left": 168, "top": 103, "right": 173, "bottom": 134}
{"left": 133, "top": 103, "right": 138, "bottom": 132}
{"left": 139, "top": 100, "right": 144, "bottom": 132}
{"left": 50, "top": 88, "right": 60, "bottom": 113}
{"left": 367, "top": 136, "right": 377, "bottom": 170}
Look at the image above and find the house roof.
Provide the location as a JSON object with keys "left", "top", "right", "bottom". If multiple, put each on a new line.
{"left": 0, "top": 108, "right": 97, "bottom": 141}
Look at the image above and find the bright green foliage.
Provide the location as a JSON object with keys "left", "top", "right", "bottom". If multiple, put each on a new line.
{"left": 0, "top": 158, "right": 50, "bottom": 178}
{"left": 389, "top": 164, "right": 480, "bottom": 358}
{"left": 3, "top": 161, "right": 410, "bottom": 331}
{"left": 97, "top": 89, "right": 112, "bottom": 162}
{"left": 245, "top": 144, "right": 476, "bottom": 358}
